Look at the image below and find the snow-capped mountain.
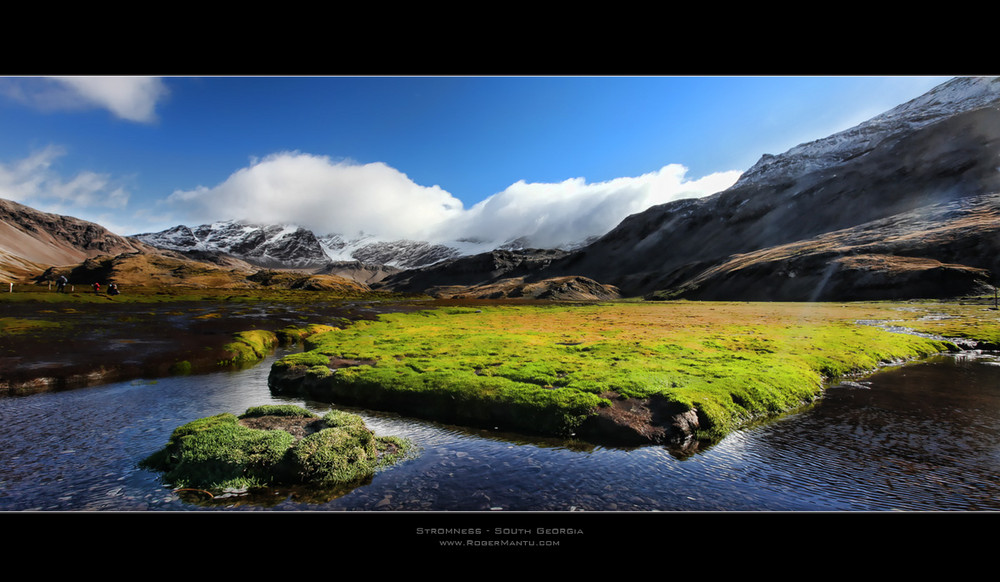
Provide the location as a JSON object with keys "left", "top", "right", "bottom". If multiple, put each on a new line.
{"left": 317, "top": 234, "right": 467, "bottom": 269}
{"left": 134, "top": 221, "right": 500, "bottom": 271}
{"left": 133, "top": 221, "right": 330, "bottom": 269}
{"left": 735, "top": 76, "right": 1000, "bottom": 189}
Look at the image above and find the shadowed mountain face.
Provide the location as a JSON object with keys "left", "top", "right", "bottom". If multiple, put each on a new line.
{"left": 540, "top": 96, "right": 1000, "bottom": 300}
{"left": 659, "top": 193, "right": 1000, "bottom": 301}
{"left": 373, "top": 248, "right": 622, "bottom": 301}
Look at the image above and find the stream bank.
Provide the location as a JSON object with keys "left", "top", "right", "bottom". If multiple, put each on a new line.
{"left": 0, "top": 293, "right": 416, "bottom": 396}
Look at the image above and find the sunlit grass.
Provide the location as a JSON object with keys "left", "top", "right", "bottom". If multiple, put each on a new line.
{"left": 273, "top": 301, "right": 992, "bottom": 440}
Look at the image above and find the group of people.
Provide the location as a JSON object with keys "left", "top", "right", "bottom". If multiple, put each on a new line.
{"left": 92, "top": 281, "right": 120, "bottom": 296}
{"left": 54, "top": 275, "right": 120, "bottom": 296}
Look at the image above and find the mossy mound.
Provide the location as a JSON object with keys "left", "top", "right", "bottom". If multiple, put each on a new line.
{"left": 140, "top": 405, "right": 413, "bottom": 492}
{"left": 218, "top": 330, "right": 280, "bottom": 365}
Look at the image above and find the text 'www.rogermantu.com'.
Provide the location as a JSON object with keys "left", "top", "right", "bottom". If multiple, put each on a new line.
{"left": 439, "top": 539, "right": 562, "bottom": 547}
{"left": 416, "top": 526, "right": 582, "bottom": 549}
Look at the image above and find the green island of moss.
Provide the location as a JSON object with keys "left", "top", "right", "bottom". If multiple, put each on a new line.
{"left": 268, "top": 300, "right": 1000, "bottom": 446}
{"left": 140, "top": 404, "right": 413, "bottom": 492}
{"left": 217, "top": 324, "right": 344, "bottom": 367}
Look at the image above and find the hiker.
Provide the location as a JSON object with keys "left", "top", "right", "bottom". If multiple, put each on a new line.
{"left": 108, "top": 282, "right": 120, "bottom": 296}
{"left": 56, "top": 275, "right": 68, "bottom": 293}
{"left": 93, "top": 282, "right": 101, "bottom": 295}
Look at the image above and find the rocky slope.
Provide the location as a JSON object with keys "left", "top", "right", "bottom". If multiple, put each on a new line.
{"left": 658, "top": 192, "right": 1000, "bottom": 301}
{"left": 0, "top": 198, "right": 151, "bottom": 269}
{"left": 370, "top": 247, "right": 624, "bottom": 300}
{"left": 375, "top": 248, "right": 570, "bottom": 293}
{"left": 312, "top": 260, "right": 402, "bottom": 286}
{"left": 424, "top": 275, "right": 621, "bottom": 301}
{"left": 35, "top": 250, "right": 371, "bottom": 293}
{"left": 0, "top": 199, "right": 369, "bottom": 294}
{"left": 537, "top": 76, "right": 1000, "bottom": 300}
{"left": 318, "top": 234, "right": 463, "bottom": 269}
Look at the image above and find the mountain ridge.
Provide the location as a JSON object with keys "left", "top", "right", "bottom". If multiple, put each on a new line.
{"left": 4, "top": 76, "right": 1000, "bottom": 302}
{"left": 133, "top": 220, "right": 478, "bottom": 271}
{"left": 0, "top": 198, "right": 155, "bottom": 281}
{"left": 524, "top": 76, "right": 1000, "bottom": 300}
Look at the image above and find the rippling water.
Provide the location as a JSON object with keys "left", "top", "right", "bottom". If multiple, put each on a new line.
{"left": 1, "top": 350, "right": 998, "bottom": 512}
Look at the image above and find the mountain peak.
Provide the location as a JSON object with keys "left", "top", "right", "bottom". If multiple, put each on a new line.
{"left": 134, "top": 221, "right": 329, "bottom": 269}
{"left": 735, "top": 76, "right": 1000, "bottom": 189}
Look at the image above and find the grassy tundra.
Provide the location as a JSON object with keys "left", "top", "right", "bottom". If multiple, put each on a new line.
{"left": 269, "top": 300, "right": 999, "bottom": 444}
{"left": 4, "top": 286, "right": 997, "bottom": 445}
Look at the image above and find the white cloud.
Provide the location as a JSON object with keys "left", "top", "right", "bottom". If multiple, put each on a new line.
{"left": 0, "top": 147, "right": 741, "bottom": 243}
{"left": 0, "top": 76, "right": 167, "bottom": 123}
{"left": 444, "top": 165, "right": 742, "bottom": 248}
{"left": 166, "top": 151, "right": 741, "bottom": 248}
{"left": 0, "top": 145, "right": 131, "bottom": 216}
{"left": 166, "top": 152, "right": 465, "bottom": 240}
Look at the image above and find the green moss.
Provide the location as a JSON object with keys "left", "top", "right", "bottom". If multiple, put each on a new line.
{"left": 140, "top": 413, "right": 295, "bottom": 490}
{"left": 141, "top": 406, "right": 413, "bottom": 492}
{"left": 218, "top": 329, "right": 279, "bottom": 365}
{"left": 270, "top": 301, "right": 993, "bottom": 443}
{"left": 275, "top": 323, "right": 341, "bottom": 345}
{"left": 285, "top": 409, "right": 414, "bottom": 484}
{"left": 272, "top": 350, "right": 332, "bottom": 370}
{"left": 168, "top": 360, "right": 193, "bottom": 375}
{"left": 306, "top": 365, "right": 334, "bottom": 379}
{"left": 0, "top": 317, "right": 61, "bottom": 334}
{"left": 239, "top": 404, "right": 317, "bottom": 419}
{"left": 286, "top": 426, "right": 377, "bottom": 484}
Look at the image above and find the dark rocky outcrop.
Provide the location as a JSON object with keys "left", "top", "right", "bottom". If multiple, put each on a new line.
{"left": 425, "top": 275, "right": 620, "bottom": 301}
{"left": 650, "top": 192, "right": 1000, "bottom": 301}
{"left": 577, "top": 393, "right": 704, "bottom": 453}
{"left": 375, "top": 248, "right": 569, "bottom": 295}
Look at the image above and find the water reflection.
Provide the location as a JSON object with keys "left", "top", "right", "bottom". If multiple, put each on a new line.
{"left": 1, "top": 351, "right": 998, "bottom": 511}
{"left": 739, "top": 353, "right": 1000, "bottom": 511}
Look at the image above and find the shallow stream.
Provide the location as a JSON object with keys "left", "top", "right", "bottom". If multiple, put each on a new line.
{"left": 1, "top": 350, "right": 998, "bottom": 512}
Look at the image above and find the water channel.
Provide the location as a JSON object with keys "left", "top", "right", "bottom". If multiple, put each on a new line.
{"left": 1, "top": 349, "right": 998, "bottom": 513}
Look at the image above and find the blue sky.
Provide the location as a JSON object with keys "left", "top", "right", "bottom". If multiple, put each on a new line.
{"left": 0, "top": 75, "right": 951, "bottom": 247}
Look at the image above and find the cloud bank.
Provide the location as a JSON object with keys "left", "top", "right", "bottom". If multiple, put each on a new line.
{"left": 0, "top": 146, "right": 135, "bottom": 233}
{"left": 0, "top": 77, "right": 167, "bottom": 123}
{"left": 447, "top": 165, "right": 742, "bottom": 248}
{"left": 166, "top": 152, "right": 465, "bottom": 240}
{"left": 166, "top": 151, "right": 741, "bottom": 248}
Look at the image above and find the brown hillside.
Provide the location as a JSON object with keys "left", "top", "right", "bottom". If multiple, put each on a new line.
{"left": 0, "top": 198, "right": 150, "bottom": 272}
{"left": 37, "top": 252, "right": 371, "bottom": 293}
